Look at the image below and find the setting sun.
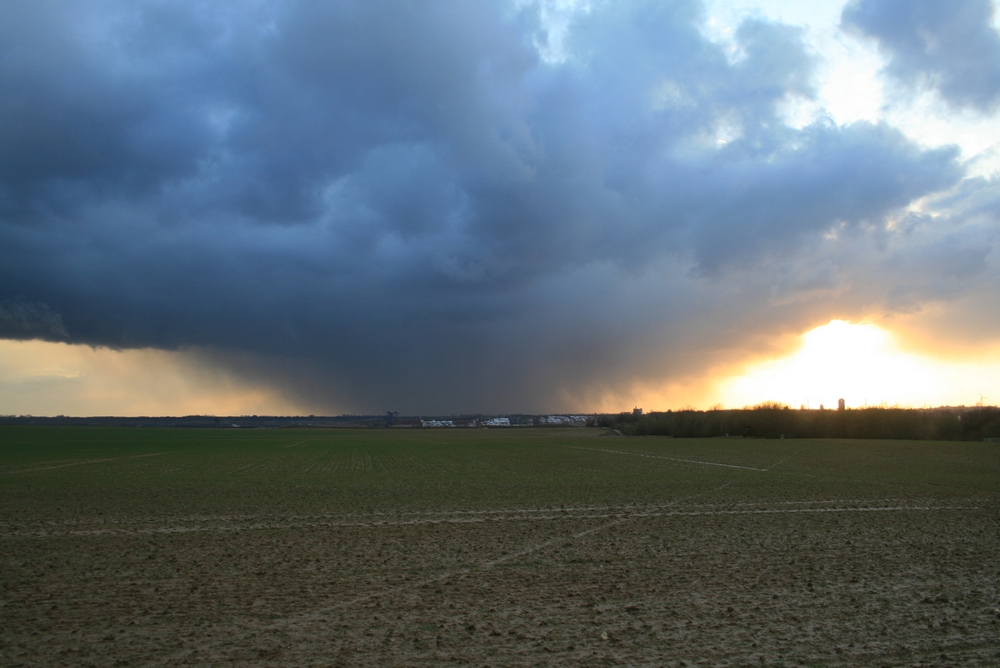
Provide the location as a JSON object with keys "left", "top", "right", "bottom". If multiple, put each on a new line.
{"left": 718, "top": 321, "right": 1000, "bottom": 410}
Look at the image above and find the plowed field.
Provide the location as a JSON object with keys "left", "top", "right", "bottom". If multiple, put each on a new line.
{"left": 1, "top": 427, "right": 997, "bottom": 666}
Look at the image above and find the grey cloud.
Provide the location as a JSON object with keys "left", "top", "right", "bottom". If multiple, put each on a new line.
{"left": 683, "top": 120, "right": 962, "bottom": 273}
{"left": 0, "top": 298, "right": 68, "bottom": 341}
{"left": 761, "top": 175, "right": 999, "bottom": 327}
{"left": 0, "top": 0, "right": 986, "bottom": 413}
{"left": 0, "top": 2, "right": 222, "bottom": 209}
{"left": 842, "top": 0, "right": 1000, "bottom": 112}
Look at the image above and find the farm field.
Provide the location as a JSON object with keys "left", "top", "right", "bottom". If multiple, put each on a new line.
{"left": 1, "top": 426, "right": 998, "bottom": 667}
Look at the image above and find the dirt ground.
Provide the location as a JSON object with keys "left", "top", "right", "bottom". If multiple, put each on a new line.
{"left": 1, "top": 430, "right": 998, "bottom": 666}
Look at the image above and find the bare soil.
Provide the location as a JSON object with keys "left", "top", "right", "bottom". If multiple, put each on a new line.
{"left": 1, "top": 429, "right": 997, "bottom": 666}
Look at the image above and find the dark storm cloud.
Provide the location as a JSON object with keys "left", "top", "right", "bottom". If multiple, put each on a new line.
{"left": 842, "top": 0, "right": 1000, "bottom": 112}
{"left": 0, "top": 0, "right": 985, "bottom": 412}
{"left": 0, "top": 298, "right": 67, "bottom": 341}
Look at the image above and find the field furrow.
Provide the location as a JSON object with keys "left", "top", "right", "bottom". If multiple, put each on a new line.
{"left": 1, "top": 426, "right": 997, "bottom": 667}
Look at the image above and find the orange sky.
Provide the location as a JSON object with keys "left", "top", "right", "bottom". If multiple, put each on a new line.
{"left": 4, "top": 320, "right": 998, "bottom": 416}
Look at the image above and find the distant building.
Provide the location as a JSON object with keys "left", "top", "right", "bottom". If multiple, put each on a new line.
{"left": 540, "top": 415, "right": 588, "bottom": 426}
{"left": 838, "top": 398, "right": 845, "bottom": 411}
{"left": 421, "top": 419, "right": 455, "bottom": 428}
{"left": 633, "top": 407, "right": 643, "bottom": 416}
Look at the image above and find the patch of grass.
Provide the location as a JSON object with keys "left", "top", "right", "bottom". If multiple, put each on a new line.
{"left": 1, "top": 427, "right": 996, "bottom": 522}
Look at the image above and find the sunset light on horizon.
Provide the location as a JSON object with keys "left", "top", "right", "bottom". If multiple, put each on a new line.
{"left": 3, "top": 317, "right": 998, "bottom": 416}
{"left": 717, "top": 320, "right": 1000, "bottom": 411}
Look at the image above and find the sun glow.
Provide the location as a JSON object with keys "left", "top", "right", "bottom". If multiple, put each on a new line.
{"left": 718, "top": 320, "right": 1000, "bottom": 410}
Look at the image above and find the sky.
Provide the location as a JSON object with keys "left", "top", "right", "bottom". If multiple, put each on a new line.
{"left": 1, "top": 0, "right": 999, "bottom": 416}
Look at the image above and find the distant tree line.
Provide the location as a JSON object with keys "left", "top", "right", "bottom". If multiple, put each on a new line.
{"left": 592, "top": 404, "right": 1000, "bottom": 441}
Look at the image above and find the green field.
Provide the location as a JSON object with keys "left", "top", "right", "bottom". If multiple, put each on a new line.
{"left": 2, "top": 426, "right": 998, "bottom": 666}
